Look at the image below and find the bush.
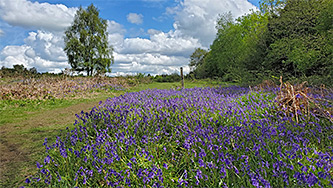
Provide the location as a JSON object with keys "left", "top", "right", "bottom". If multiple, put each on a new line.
{"left": 153, "top": 73, "right": 181, "bottom": 83}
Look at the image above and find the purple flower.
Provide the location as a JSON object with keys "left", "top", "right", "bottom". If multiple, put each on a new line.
{"left": 83, "top": 176, "right": 87, "bottom": 184}
{"left": 25, "top": 178, "right": 31, "bottom": 184}
{"left": 301, "top": 165, "right": 308, "bottom": 172}
{"left": 36, "top": 162, "right": 43, "bottom": 169}
{"left": 199, "top": 149, "right": 206, "bottom": 158}
{"left": 306, "top": 172, "right": 318, "bottom": 186}
{"left": 57, "top": 173, "right": 62, "bottom": 182}
{"left": 130, "top": 157, "right": 137, "bottom": 164}
{"left": 44, "top": 155, "right": 51, "bottom": 164}
{"left": 137, "top": 168, "right": 143, "bottom": 178}
{"left": 198, "top": 158, "right": 205, "bottom": 167}
{"left": 43, "top": 138, "right": 47, "bottom": 146}
{"left": 148, "top": 171, "right": 155, "bottom": 179}
{"left": 126, "top": 178, "right": 131, "bottom": 186}
{"left": 317, "top": 171, "right": 326, "bottom": 179}
{"left": 127, "top": 162, "right": 132, "bottom": 168}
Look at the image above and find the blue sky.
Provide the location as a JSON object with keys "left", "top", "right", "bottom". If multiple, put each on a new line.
{"left": 0, "top": 0, "right": 260, "bottom": 75}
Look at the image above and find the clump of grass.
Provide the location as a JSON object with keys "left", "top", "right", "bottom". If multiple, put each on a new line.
{"left": 276, "top": 76, "right": 332, "bottom": 123}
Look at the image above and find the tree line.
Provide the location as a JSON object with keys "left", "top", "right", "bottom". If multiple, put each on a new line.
{"left": 0, "top": 65, "right": 38, "bottom": 78}
{"left": 189, "top": 0, "right": 332, "bottom": 86}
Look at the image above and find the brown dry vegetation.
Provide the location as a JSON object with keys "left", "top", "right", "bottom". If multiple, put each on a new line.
{"left": 276, "top": 76, "right": 333, "bottom": 123}
{"left": 250, "top": 76, "right": 333, "bottom": 123}
{"left": 254, "top": 76, "right": 333, "bottom": 123}
{"left": 0, "top": 76, "right": 130, "bottom": 100}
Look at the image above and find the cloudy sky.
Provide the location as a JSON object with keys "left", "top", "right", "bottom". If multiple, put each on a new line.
{"left": 0, "top": 0, "right": 259, "bottom": 76}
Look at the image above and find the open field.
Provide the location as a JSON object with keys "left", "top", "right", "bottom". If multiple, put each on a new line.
{"left": 0, "top": 77, "right": 221, "bottom": 187}
{"left": 1, "top": 76, "right": 332, "bottom": 187}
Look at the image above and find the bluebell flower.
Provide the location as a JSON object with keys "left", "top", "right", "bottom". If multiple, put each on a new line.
{"left": 127, "top": 162, "right": 132, "bottom": 168}
{"left": 163, "top": 163, "right": 168, "bottom": 169}
{"left": 25, "top": 178, "right": 31, "bottom": 184}
{"left": 198, "top": 158, "right": 205, "bottom": 167}
{"left": 36, "top": 162, "right": 43, "bottom": 169}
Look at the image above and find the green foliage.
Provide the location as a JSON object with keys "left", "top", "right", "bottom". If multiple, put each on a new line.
{"left": 153, "top": 73, "right": 182, "bottom": 83}
{"left": 189, "top": 48, "right": 208, "bottom": 72}
{"left": 264, "top": 0, "right": 332, "bottom": 82}
{"left": 259, "top": 0, "right": 286, "bottom": 14}
{"left": 191, "top": 0, "right": 332, "bottom": 86}
{"left": 194, "top": 11, "right": 269, "bottom": 84}
{"left": 0, "top": 64, "right": 40, "bottom": 78}
{"left": 64, "top": 4, "right": 114, "bottom": 76}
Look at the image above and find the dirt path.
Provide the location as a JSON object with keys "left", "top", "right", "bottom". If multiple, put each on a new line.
{"left": 0, "top": 97, "right": 110, "bottom": 187}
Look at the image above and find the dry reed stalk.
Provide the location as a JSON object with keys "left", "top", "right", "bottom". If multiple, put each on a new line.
{"left": 276, "top": 76, "right": 332, "bottom": 123}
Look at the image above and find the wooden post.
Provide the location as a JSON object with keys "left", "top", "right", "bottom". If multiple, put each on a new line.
{"left": 180, "top": 67, "right": 184, "bottom": 89}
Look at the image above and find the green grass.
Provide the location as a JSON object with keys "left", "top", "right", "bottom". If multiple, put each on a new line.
{"left": 0, "top": 91, "right": 123, "bottom": 187}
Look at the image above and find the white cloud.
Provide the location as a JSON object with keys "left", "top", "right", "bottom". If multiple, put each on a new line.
{"left": 127, "top": 13, "right": 144, "bottom": 25}
{"left": 107, "top": 20, "right": 126, "bottom": 51}
{"left": 0, "top": 30, "right": 70, "bottom": 72}
{"left": 0, "top": 0, "right": 76, "bottom": 31}
{"left": 0, "top": 21, "right": 127, "bottom": 74}
{"left": 168, "top": 0, "right": 256, "bottom": 46}
{"left": 119, "top": 31, "right": 201, "bottom": 56}
{"left": 107, "top": 20, "right": 126, "bottom": 34}
{"left": 147, "top": 29, "right": 162, "bottom": 35}
{"left": 115, "top": 52, "right": 188, "bottom": 66}
{"left": 24, "top": 30, "right": 67, "bottom": 62}
{"left": 105, "top": 29, "right": 198, "bottom": 75}
{"left": 0, "top": 0, "right": 128, "bottom": 74}
{"left": 110, "top": 55, "right": 189, "bottom": 76}
{"left": 0, "top": 45, "right": 69, "bottom": 73}
{"left": 0, "top": 29, "right": 4, "bottom": 36}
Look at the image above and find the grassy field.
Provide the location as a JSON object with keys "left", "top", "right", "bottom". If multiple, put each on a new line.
{"left": 0, "top": 78, "right": 221, "bottom": 187}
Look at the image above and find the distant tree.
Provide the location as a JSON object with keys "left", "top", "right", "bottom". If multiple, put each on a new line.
{"left": 193, "top": 12, "right": 235, "bottom": 79}
{"left": 189, "top": 48, "right": 208, "bottom": 72}
{"left": 29, "top": 67, "right": 38, "bottom": 74}
{"left": 64, "top": 4, "right": 114, "bottom": 76}
{"left": 13, "top": 64, "right": 25, "bottom": 73}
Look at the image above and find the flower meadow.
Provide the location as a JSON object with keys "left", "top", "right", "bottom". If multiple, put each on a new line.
{"left": 25, "top": 86, "right": 332, "bottom": 187}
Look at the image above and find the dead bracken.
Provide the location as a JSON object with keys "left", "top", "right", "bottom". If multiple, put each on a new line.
{"left": 0, "top": 76, "right": 128, "bottom": 100}
{"left": 276, "top": 76, "right": 332, "bottom": 123}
